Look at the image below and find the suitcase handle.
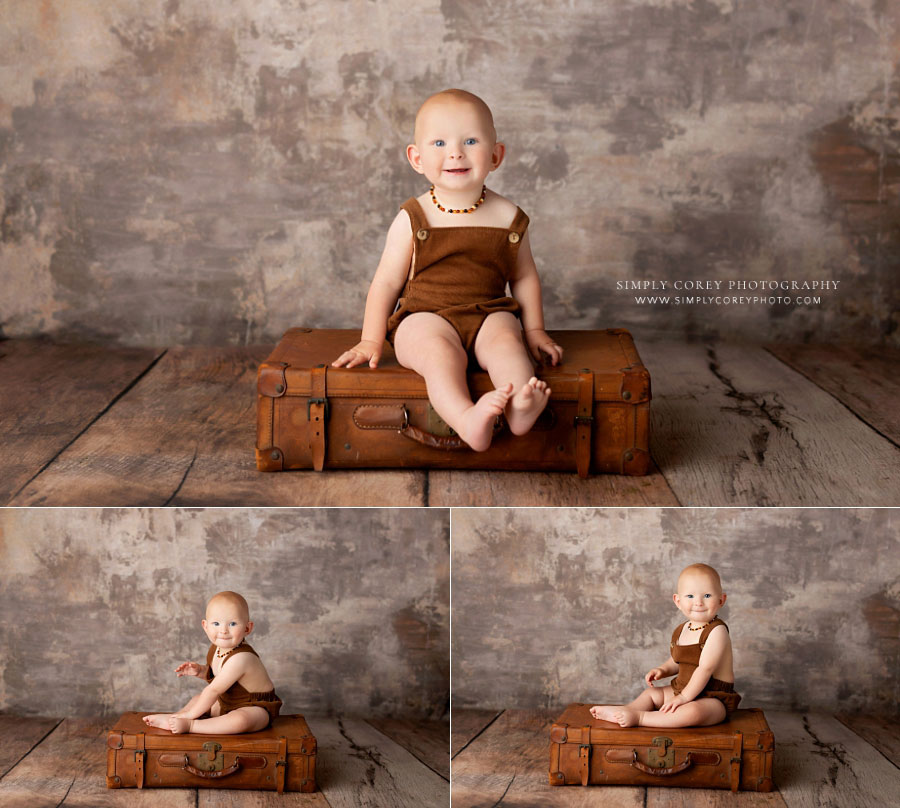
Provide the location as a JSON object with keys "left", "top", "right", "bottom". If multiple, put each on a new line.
{"left": 182, "top": 755, "right": 244, "bottom": 780}
{"left": 631, "top": 749, "right": 694, "bottom": 776}
{"left": 400, "top": 414, "right": 504, "bottom": 451}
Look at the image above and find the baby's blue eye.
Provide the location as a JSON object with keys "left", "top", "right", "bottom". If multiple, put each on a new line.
{"left": 685, "top": 594, "right": 693, "bottom": 599}
{"left": 434, "top": 139, "right": 445, "bottom": 147}
{"left": 704, "top": 594, "right": 712, "bottom": 599}
{"left": 229, "top": 621, "right": 238, "bottom": 626}
{"left": 465, "top": 138, "right": 477, "bottom": 145}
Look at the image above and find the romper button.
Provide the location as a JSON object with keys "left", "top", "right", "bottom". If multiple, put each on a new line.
{"left": 416, "top": 229, "right": 429, "bottom": 240}
{"left": 508, "top": 232, "right": 520, "bottom": 243}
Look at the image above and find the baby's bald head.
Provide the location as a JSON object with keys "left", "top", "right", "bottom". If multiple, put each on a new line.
{"left": 677, "top": 563, "right": 723, "bottom": 593}
{"left": 206, "top": 591, "right": 250, "bottom": 621}
{"left": 413, "top": 89, "right": 497, "bottom": 145}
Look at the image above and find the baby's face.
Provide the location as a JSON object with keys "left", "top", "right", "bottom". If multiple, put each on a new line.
{"left": 673, "top": 571, "right": 726, "bottom": 624}
{"left": 409, "top": 98, "right": 502, "bottom": 193}
{"left": 202, "top": 599, "right": 253, "bottom": 650}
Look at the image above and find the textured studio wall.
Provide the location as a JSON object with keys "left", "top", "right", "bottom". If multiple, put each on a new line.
{"left": 1, "top": 0, "right": 898, "bottom": 347}
{"left": 451, "top": 508, "right": 900, "bottom": 715}
{"left": 0, "top": 508, "right": 449, "bottom": 718}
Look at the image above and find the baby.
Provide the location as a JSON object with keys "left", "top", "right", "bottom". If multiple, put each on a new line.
{"left": 333, "top": 89, "right": 563, "bottom": 452}
{"left": 590, "top": 564, "right": 740, "bottom": 728}
{"left": 143, "top": 591, "right": 282, "bottom": 735}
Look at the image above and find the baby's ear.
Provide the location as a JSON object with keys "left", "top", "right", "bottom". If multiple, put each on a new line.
{"left": 491, "top": 141, "right": 506, "bottom": 170}
{"left": 406, "top": 144, "right": 424, "bottom": 173}
{"left": 719, "top": 592, "right": 727, "bottom": 606}
{"left": 245, "top": 621, "right": 254, "bottom": 635}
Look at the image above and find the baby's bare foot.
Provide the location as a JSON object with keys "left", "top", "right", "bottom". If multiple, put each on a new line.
{"left": 613, "top": 707, "right": 641, "bottom": 728}
{"left": 590, "top": 706, "right": 621, "bottom": 723}
{"left": 506, "top": 377, "right": 551, "bottom": 436}
{"left": 458, "top": 384, "right": 513, "bottom": 451}
{"left": 142, "top": 714, "right": 171, "bottom": 729}
{"left": 167, "top": 716, "right": 193, "bottom": 734}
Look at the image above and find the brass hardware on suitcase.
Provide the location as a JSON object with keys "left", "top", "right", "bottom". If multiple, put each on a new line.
{"left": 548, "top": 703, "right": 774, "bottom": 792}
{"left": 256, "top": 328, "right": 651, "bottom": 476}
{"left": 106, "top": 712, "right": 316, "bottom": 792}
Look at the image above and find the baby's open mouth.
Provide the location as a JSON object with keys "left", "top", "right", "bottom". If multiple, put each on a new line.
{"left": 445, "top": 168, "right": 469, "bottom": 173}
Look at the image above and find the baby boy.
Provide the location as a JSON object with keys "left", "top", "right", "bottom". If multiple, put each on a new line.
{"left": 590, "top": 563, "right": 740, "bottom": 728}
{"left": 143, "top": 591, "right": 282, "bottom": 734}
{"left": 333, "top": 89, "right": 563, "bottom": 451}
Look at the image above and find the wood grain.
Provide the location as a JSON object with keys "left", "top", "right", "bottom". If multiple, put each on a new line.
{"left": 365, "top": 718, "right": 449, "bottom": 780}
{"left": 451, "top": 709, "right": 644, "bottom": 807}
{"left": 428, "top": 462, "right": 680, "bottom": 507}
{"left": 10, "top": 347, "right": 426, "bottom": 506}
{"left": 645, "top": 786, "right": 787, "bottom": 807}
{"left": 0, "top": 339, "right": 162, "bottom": 504}
{"left": 835, "top": 713, "right": 900, "bottom": 768}
{"left": 312, "top": 716, "right": 448, "bottom": 808}
{"left": 766, "top": 344, "right": 900, "bottom": 445}
{"left": 767, "top": 711, "right": 900, "bottom": 808}
{"left": 645, "top": 341, "right": 900, "bottom": 505}
{"left": 0, "top": 715, "right": 60, "bottom": 779}
{"left": 0, "top": 718, "right": 194, "bottom": 807}
{"left": 451, "top": 709, "right": 503, "bottom": 758}
{"left": 197, "top": 786, "right": 330, "bottom": 806}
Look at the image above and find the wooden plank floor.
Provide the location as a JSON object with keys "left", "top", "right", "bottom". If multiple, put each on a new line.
{"left": 1, "top": 338, "right": 897, "bottom": 506}
{"left": 0, "top": 715, "right": 448, "bottom": 808}
{"left": 451, "top": 708, "right": 900, "bottom": 807}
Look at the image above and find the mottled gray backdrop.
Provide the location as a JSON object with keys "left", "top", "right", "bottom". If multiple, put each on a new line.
{"left": 451, "top": 508, "right": 900, "bottom": 715}
{"left": 1, "top": 0, "right": 897, "bottom": 346}
{"left": 0, "top": 508, "right": 449, "bottom": 718}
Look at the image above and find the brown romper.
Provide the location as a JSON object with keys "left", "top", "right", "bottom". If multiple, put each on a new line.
{"left": 205, "top": 642, "right": 283, "bottom": 727}
{"left": 385, "top": 196, "right": 528, "bottom": 353}
{"left": 669, "top": 617, "right": 741, "bottom": 717}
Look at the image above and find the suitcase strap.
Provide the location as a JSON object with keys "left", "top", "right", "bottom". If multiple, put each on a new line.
{"left": 579, "top": 725, "right": 591, "bottom": 786}
{"left": 135, "top": 732, "right": 146, "bottom": 789}
{"left": 308, "top": 365, "right": 328, "bottom": 470}
{"left": 730, "top": 731, "right": 743, "bottom": 792}
{"left": 575, "top": 371, "right": 594, "bottom": 478}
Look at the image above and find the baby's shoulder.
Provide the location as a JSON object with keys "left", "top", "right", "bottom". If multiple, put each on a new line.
{"left": 484, "top": 190, "right": 520, "bottom": 219}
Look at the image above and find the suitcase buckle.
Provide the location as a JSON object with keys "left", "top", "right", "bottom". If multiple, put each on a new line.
{"left": 574, "top": 415, "right": 594, "bottom": 426}
{"left": 307, "top": 398, "right": 330, "bottom": 420}
{"left": 196, "top": 742, "right": 225, "bottom": 772}
{"left": 648, "top": 736, "right": 674, "bottom": 768}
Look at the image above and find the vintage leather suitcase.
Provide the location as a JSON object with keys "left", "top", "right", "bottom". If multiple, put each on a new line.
{"left": 548, "top": 703, "right": 774, "bottom": 792}
{"left": 106, "top": 712, "right": 316, "bottom": 792}
{"left": 256, "top": 328, "right": 650, "bottom": 477}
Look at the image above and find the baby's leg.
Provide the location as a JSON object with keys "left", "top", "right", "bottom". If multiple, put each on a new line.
{"left": 394, "top": 313, "right": 512, "bottom": 452}
{"left": 473, "top": 312, "right": 551, "bottom": 436}
{"left": 626, "top": 698, "right": 726, "bottom": 729}
{"left": 591, "top": 686, "right": 666, "bottom": 726}
{"left": 167, "top": 706, "right": 269, "bottom": 735}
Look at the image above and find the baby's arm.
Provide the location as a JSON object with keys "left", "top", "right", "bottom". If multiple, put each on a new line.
{"left": 645, "top": 655, "right": 678, "bottom": 686}
{"left": 509, "top": 232, "right": 563, "bottom": 366}
{"left": 660, "top": 626, "right": 729, "bottom": 713}
{"left": 173, "top": 654, "right": 254, "bottom": 719}
{"left": 333, "top": 210, "right": 414, "bottom": 369}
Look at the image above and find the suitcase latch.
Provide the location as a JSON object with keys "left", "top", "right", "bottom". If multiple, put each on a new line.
{"left": 648, "top": 736, "right": 674, "bottom": 769}
{"left": 574, "top": 415, "right": 594, "bottom": 426}
{"left": 196, "top": 742, "right": 225, "bottom": 772}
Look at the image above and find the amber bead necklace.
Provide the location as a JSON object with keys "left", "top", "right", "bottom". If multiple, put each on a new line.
{"left": 429, "top": 184, "right": 486, "bottom": 214}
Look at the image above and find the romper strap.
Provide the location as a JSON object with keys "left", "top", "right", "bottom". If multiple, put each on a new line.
{"left": 509, "top": 207, "right": 530, "bottom": 238}
{"left": 401, "top": 197, "right": 429, "bottom": 235}
{"left": 670, "top": 621, "right": 687, "bottom": 648}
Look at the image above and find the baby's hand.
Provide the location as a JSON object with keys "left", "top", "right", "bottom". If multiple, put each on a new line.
{"left": 525, "top": 329, "right": 563, "bottom": 366}
{"left": 174, "top": 661, "right": 203, "bottom": 678}
{"left": 332, "top": 339, "right": 383, "bottom": 369}
{"left": 645, "top": 667, "right": 666, "bottom": 686}
{"left": 660, "top": 694, "right": 687, "bottom": 714}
